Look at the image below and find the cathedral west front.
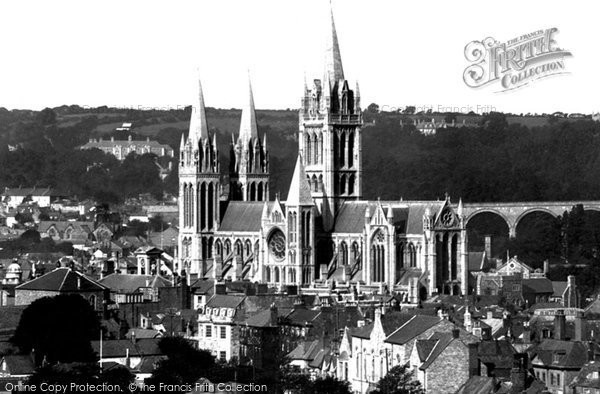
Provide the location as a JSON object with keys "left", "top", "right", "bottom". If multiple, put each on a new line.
{"left": 178, "top": 7, "right": 468, "bottom": 303}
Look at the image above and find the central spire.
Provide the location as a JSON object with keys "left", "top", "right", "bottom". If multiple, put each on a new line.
{"left": 324, "top": 3, "right": 344, "bottom": 87}
{"left": 188, "top": 73, "right": 209, "bottom": 143}
{"left": 238, "top": 76, "right": 259, "bottom": 143}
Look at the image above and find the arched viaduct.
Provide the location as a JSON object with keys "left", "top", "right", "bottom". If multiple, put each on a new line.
{"left": 456, "top": 201, "right": 600, "bottom": 238}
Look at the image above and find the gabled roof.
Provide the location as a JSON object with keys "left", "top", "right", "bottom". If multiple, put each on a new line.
{"left": 456, "top": 376, "right": 497, "bottom": 394}
{"left": 206, "top": 294, "right": 246, "bottom": 309}
{"left": 380, "top": 312, "right": 414, "bottom": 336}
{"left": 333, "top": 200, "right": 444, "bottom": 234}
{"left": 419, "top": 332, "right": 455, "bottom": 370}
{"left": 218, "top": 202, "right": 265, "bottom": 232}
{"left": 284, "top": 308, "right": 321, "bottom": 325}
{"left": 569, "top": 360, "right": 600, "bottom": 389}
{"left": 244, "top": 308, "right": 277, "bottom": 328}
{"left": 287, "top": 339, "right": 323, "bottom": 361}
{"left": 15, "top": 267, "right": 106, "bottom": 292}
{"left": 532, "top": 339, "right": 591, "bottom": 369}
{"left": 552, "top": 281, "right": 568, "bottom": 298}
{"left": 99, "top": 274, "right": 172, "bottom": 294}
{"left": 91, "top": 338, "right": 162, "bottom": 359}
{"left": 0, "top": 355, "right": 35, "bottom": 376}
{"left": 286, "top": 156, "right": 313, "bottom": 206}
{"left": 522, "top": 278, "right": 554, "bottom": 294}
{"left": 385, "top": 315, "right": 442, "bottom": 345}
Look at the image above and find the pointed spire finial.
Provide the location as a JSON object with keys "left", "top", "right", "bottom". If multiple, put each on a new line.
{"left": 188, "top": 70, "right": 209, "bottom": 143}
{"left": 324, "top": 1, "right": 344, "bottom": 86}
{"left": 239, "top": 74, "right": 259, "bottom": 143}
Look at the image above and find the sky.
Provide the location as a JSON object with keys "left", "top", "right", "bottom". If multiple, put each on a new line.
{"left": 0, "top": 0, "right": 598, "bottom": 114}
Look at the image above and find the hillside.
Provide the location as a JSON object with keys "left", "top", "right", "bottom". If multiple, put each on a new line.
{"left": 1, "top": 106, "right": 600, "bottom": 204}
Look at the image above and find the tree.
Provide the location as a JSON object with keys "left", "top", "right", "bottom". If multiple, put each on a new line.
{"left": 11, "top": 294, "right": 99, "bottom": 364}
{"left": 147, "top": 336, "right": 216, "bottom": 392}
{"left": 367, "top": 103, "right": 380, "bottom": 113}
{"left": 372, "top": 364, "right": 424, "bottom": 394}
{"left": 403, "top": 106, "right": 416, "bottom": 115}
{"left": 311, "top": 376, "right": 352, "bottom": 394}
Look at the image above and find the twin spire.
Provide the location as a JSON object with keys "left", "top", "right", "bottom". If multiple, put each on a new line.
{"left": 238, "top": 77, "right": 259, "bottom": 143}
{"left": 186, "top": 74, "right": 259, "bottom": 146}
{"left": 188, "top": 74, "right": 210, "bottom": 144}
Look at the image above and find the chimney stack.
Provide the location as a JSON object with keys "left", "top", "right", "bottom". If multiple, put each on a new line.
{"left": 510, "top": 353, "right": 528, "bottom": 394}
{"left": 554, "top": 309, "right": 566, "bottom": 340}
{"left": 452, "top": 328, "right": 460, "bottom": 339}
{"left": 575, "top": 311, "right": 587, "bottom": 342}
{"left": 543, "top": 260, "right": 549, "bottom": 275}
{"left": 484, "top": 235, "right": 492, "bottom": 259}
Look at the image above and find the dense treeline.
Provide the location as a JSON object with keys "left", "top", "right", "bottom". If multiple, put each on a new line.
{"left": 362, "top": 112, "right": 600, "bottom": 202}
{"left": 3, "top": 107, "right": 600, "bottom": 205}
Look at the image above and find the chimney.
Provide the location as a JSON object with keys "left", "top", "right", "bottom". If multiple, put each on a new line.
{"left": 484, "top": 235, "right": 492, "bottom": 259}
{"left": 468, "top": 342, "right": 479, "bottom": 377}
{"left": 270, "top": 303, "right": 278, "bottom": 326}
{"left": 566, "top": 275, "right": 578, "bottom": 308}
{"left": 522, "top": 321, "right": 532, "bottom": 344}
{"left": 128, "top": 135, "right": 132, "bottom": 142}
{"left": 575, "top": 311, "right": 587, "bottom": 342}
{"left": 543, "top": 260, "right": 549, "bottom": 275}
{"left": 510, "top": 353, "right": 528, "bottom": 394}
{"left": 588, "top": 341, "right": 597, "bottom": 362}
{"left": 452, "top": 328, "right": 460, "bottom": 339}
{"left": 111, "top": 136, "right": 114, "bottom": 142}
{"left": 131, "top": 331, "right": 136, "bottom": 344}
{"left": 554, "top": 309, "right": 566, "bottom": 340}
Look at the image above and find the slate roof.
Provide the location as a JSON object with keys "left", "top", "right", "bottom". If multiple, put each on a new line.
{"left": 468, "top": 252, "right": 487, "bottom": 272}
{"left": 0, "top": 355, "right": 35, "bottom": 376}
{"left": 243, "top": 309, "right": 277, "bottom": 328}
{"left": 91, "top": 338, "right": 162, "bottom": 358}
{"left": 478, "top": 340, "right": 516, "bottom": 369}
{"left": 287, "top": 339, "right": 322, "bottom": 361}
{"left": 419, "top": 332, "right": 455, "bottom": 370}
{"left": 100, "top": 274, "right": 172, "bottom": 294}
{"left": 456, "top": 376, "right": 497, "bottom": 394}
{"left": 532, "top": 339, "right": 591, "bottom": 369}
{"left": 284, "top": 308, "right": 321, "bottom": 325}
{"left": 522, "top": 278, "right": 554, "bottom": 294}
{"left": 38, "top": 221, "right": 94, "bottom": 236}
{"left": 205, "top": 294, "right": 246, "bottom": 309}
{"left": 552, "top": 281, "right": 568, "bottom": 298}
{"left": 381, "top": 312, "right": 414, "bottom": 336}
{"left": 333, "top": 201, "right": 444, "bottom": 234}
{"left": 15, "top": 267, "right": 106, "bottom": 292}
{"left": 218, "top": 202, "right": 265, "bottom": 232}
{"left": 569, "top": 360, "right": 600, "bottom": 389}
{"left": 385, "top": 315, "right": 442, "bottom": 345}
{"left": 415, "top": 339, "right": 437, "bottom": 362}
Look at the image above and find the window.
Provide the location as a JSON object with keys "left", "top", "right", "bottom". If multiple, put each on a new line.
{"left": 550, "top": 373, "right": 555, "bottom": 385}
{"left": 557, "top": 373, "right": 560, "bottom": 386}
{"left": 219, "top": 351, "right": 227, "bottom": 361}
{"left": 206, "top": 325, "right": 212, "bottom": 337}
{"left": 220, "top": 326, "right": 226, "bottom": 339}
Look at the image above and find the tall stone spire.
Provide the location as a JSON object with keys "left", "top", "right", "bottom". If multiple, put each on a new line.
{"left": 188, "top": 75, "right": 209, "bottom": 143}
{"left": 238, "top": 76, "right": 259, "bottom": 143}
{"left": 324, "top": 3, "right": 344, "bottom": 86}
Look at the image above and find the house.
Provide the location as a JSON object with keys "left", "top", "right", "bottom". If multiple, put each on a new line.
{"left": 1, "top": 187, "right": 60, "bottom": 209}
{"left": 196, "top": 294, "right": 247, "bottom": 362}
{"left": 339, "top": 310, "right": 415, "bottom": 393}
{"left": 81, "top": 136, "right": 174, "bottom": 161}
{"left": 569, "top": 360, "right": 600, "bottom": 393}
{"left": 38, "top": 221, "right": 94, "bottom": 245}
{"left": 239, "top": 306, "right": 280, "bottom": 370}
{"left": 408, "top": 329, "right": 479, "bottom": 394}
{"left": 14, "top": 267, "right": 108, "bottom": 312}
{"left": 0, "top": 354, "right": 35, "bottom": 379}
{"left": 91, "top": 337, "right": 163, "bottom": 374}
{"left": 530, "top": 310, "right": 600, "bottom": 394}
{"left": 523, "top": 277, "right": 554, "bottom": 306}
{"left": 99, "top": 273, "right": 172, "bottom": 304}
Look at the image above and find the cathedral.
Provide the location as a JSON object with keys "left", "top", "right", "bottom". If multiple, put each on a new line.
{"left": 178, "top": 8, "right": 468, "bottom": 302}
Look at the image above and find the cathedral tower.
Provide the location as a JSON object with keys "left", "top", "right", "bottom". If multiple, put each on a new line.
{"left": 229, "top": 78, "right": 270, "bottom": 201}
{"left": 299, "top": 6, "right": 363, "bottom": 231}
{"left": 179, "top": 77, "right": 221, "bottom": 276}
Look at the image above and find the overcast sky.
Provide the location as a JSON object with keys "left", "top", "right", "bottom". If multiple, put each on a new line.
{"left": 0, "top": 0, "right": 597, "bottom": 114}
